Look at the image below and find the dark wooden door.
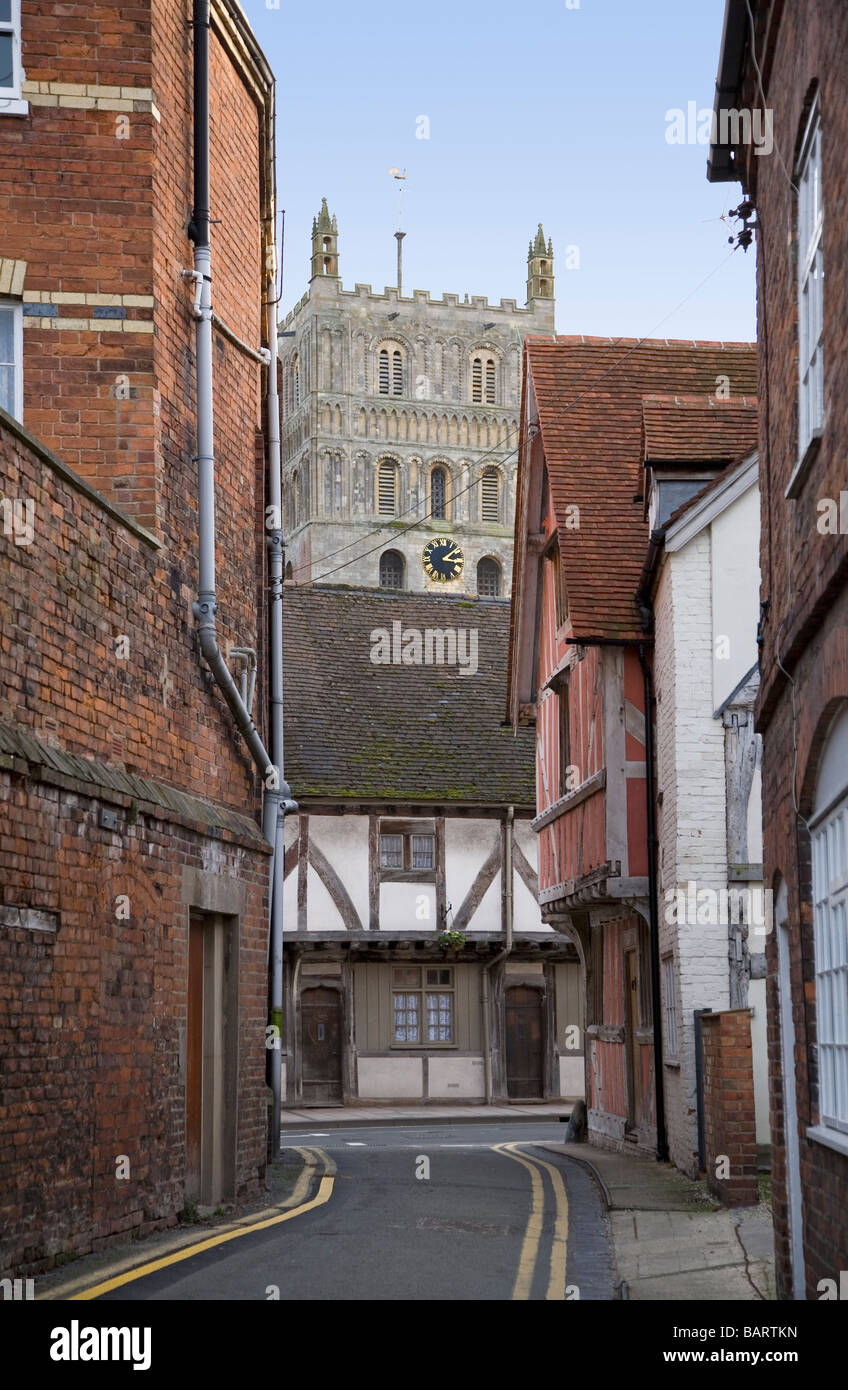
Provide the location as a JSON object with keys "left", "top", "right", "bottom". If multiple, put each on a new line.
{"left": 301, "top": 987, "right": 343, "bottom": 1105}
{"left": 505, "top": 986, "right": 544, "bottom": 1099}
{"left": 185, "top": 917, "right": 204, "bottom": 1199}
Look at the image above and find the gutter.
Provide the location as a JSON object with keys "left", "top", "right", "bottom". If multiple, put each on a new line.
{"left": 707, "top": 0, "right": 751, "bottom": 183}
{"left": 482, "top": 805, "right": 514, "bottom": 1103}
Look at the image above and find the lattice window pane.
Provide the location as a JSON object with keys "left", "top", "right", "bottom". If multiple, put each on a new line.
{"left": 477, "top": 557, "right": 500, "bottom": 597}
{"left": 394, "top": 993, "right": 420, "bottom": 1043}
{"left": 663, "top": 956, "right": 678, "bottom": 1056}
{"left": 380, "top": 834, "right": 403, "bottom": 868}
{"left": 426, "top": 992, "right": 452, "bottom": 1042}
{"left": 798, "top": 103, "right": 823, "bottom": 453}
{"left": 431, "top": 467, "right": 446, "bottom": 519}
{"left": 379, "top": 549, "right": 403, "bottom": 588}
{"left": 411, "top": 834, "right": 434, "bottom": 869}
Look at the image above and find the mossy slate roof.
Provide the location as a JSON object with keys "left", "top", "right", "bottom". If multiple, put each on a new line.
{"left": 282, "top": 586, "right": 535, "bottom": 807}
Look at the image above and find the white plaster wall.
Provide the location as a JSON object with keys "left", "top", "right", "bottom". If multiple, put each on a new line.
{"left": 747, "top": 763, "right": 763, "bottom": 862}
{"left": 749, "top": 979, "right": 770, "bottom": 1146}
{"left": 306, "top": 863, "right": 346, "bottom": 931}
{"left": 428, "top": 1056, "right": 485, "bottom": 1098}
{"left": 465, "top": 869, "right": 501, "bottom": 933}
{"left": 380, "top": 880, "right": 436, "bottom": 931}
{"left": 283, "top": 815, "right": 299, "bottom": 935}
{"left": 559, "top": 1056, "right": 584, "bottom": 1098}
{"left": 711, "top": 484, "right": 760, "bottom": 711}
{"left": 655, "top": 532, "right": 731, "bottom": 1177}
{"left": 308, "top": 815, "right": 370, "bottom": 929}
{"left": 358, "top": 1056, "right": 423, "bottom": 1098}
{"left": 513, "top": 870, "right": 544, "bottom": 932}
{"left": 445, "top": 819, "right": 500, "bottom": 922}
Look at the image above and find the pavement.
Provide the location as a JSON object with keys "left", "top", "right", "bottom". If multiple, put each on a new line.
{"left": 538, "top": 1142, "right": 776, "bottom": 1301}
{"left": 279, "top": 1101, "right": 574, "bottom": 1129}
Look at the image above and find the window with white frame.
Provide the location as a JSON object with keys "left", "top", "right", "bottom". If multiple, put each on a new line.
{"left": 0, "top": 298, "right": 22, "bottom": 421}
{"left": 811, "top": 771, "right": 848, "bottom": 1135}
{"left": 797, "top": 96, "right": 823, "bottom": 460}
{"left": 392, "top": 966, "right": 454, "bottom": 1045}
{"left": 662, "top": 954, "right": 679, "bottom": 1058}
{"left": 0, "top": 1, "right": 22, "bottom": 103}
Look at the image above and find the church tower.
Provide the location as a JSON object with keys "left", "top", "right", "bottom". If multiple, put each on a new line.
{"left": 526, "top": 224, "right": 554, "bottom": 305}
{"left": 310, "top": 197, "right": 339, "bottom": 281}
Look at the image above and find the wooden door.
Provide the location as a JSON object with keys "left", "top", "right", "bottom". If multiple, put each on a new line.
{"left": 185, "top": 917, "right": 204, "bottom": 1200}
{"left": 301, "top": 987, "right": 343, "bottom": 1105}
{"left": 624, "top": 949, "right": 642, "bottom": 1132}
{"left": 505, "top": 986, "right": 544, "bottom": 1099}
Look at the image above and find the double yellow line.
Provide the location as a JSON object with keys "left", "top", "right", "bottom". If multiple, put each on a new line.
{"left": 494, "top": 1143, "right": 569, "bottom": 1301}
{"left": 59, "top": 1147, "right": 334, "bottom": 1301}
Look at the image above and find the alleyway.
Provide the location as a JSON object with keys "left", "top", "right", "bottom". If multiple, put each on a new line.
{"left": 77, "top": 1126, "right": 616, "bottom": 1302}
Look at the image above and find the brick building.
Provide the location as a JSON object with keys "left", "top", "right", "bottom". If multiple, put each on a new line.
{"left": 0, "top": 0, "right": 281, "bottom": 1274}
{"left": 507, "top": 336, "right": 760, "bottom": 1164}
{"left": 708, "top": 0, "right": 848, "bottom": 1297}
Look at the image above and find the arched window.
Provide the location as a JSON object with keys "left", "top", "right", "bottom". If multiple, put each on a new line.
{"left": 810, "top": 703, "right": 848, "bottom": 1134}
{"left": 292, "top": 353, "right": 300, "bottom": 409}
{"left": 284, "top": 560, "right": 293, "bottom": 580}
{"left": 378, "top": 346, "right": 404, "bottom": 396}
{"left": 379, "top": 549, "right": 404, "bottom": 589}
{"left": 481, "top": 466, "right": 501, "bottom": 523}
{"left": 377, "top": 458, "right": 398, "bottom": 515}
{"left": 471, "top": 353, "right": 496, "bottom": 404}
{"left": 477, "top": 556, "right": 501, "bottom": 598}
{"left": 323, "top": 236, "right": 331, "bottom": 251}
{"left": 430, "top": 466, "right": 447, "bottom": 519}
{"left": 323, "top": 257, "right": 331, "bottom": 274}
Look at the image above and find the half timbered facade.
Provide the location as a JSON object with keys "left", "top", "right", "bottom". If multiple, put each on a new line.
{"left": 280, "top": 586, "right": 583, "bottom": 1107}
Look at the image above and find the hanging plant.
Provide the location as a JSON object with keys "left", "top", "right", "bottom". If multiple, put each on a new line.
{"left": 437, "top": 929, "right": 466, "bottom": 952}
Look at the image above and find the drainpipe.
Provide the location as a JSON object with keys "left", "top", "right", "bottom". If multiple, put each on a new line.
{"left": 638, "top": 642, "right": 668, "bottom": 1162}
{"left": 187, "top": 0, "right": 295, "bottom": 1157}
{"left": 483, "top": 805, "right": 514, "bottom": 1102}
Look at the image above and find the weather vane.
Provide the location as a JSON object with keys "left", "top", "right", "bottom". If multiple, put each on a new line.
{"left": 388, "top": 168, "right": 407, "bottom": 293}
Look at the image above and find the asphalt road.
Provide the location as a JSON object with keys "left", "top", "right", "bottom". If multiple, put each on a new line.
{"left": 97, "top": 1124, "right": 616, "bottom": 1301}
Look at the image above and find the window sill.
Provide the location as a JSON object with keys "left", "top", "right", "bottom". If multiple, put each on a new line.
{"left": 390, "top": 1043, "right": 457, "bottom": 1051}
{"left": 664, "top": 1057, "right": 681, "bottom": 1070}
{"left": 0, "top": 98, "right": 29, "bottom": 116}
{"left": 785, "top": 429, "right": 822, "bottom": 499}
{"left": 807, "top": 1123, "right": 848, "bottom": 1159}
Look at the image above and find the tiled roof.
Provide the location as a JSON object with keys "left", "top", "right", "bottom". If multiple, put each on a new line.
{"left": 642, "top": 393, "right": 758, "bottom": 462}
{"left": 524, "top": 336, "right": 758, "bottom": 642}
{"left": 282, "top": 586, "right": 536, "bottom": 806}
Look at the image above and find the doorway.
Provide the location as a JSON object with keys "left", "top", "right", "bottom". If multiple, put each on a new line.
{"left": 301, "top": 986, "right": 343, "bottom": 1105}
{"left": 505, "top": 986, "right": 544, "bottom": 1099}
{"left": 186, "top": 911, "right": 238, "bottom": 1206}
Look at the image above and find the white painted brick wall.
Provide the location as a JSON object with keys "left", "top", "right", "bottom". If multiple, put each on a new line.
{"left": 654, "top": 530, "right": 730, "bottom": 1176}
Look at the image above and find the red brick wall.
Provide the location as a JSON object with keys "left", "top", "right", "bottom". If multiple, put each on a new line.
{"left": 0, "top": 0, "right": 276, "bottom": 1276}
{"left": 725, "top": 0, "right": 848, "bottom": 1297}
{"left": 701, "top": 1010, "right": 758, "bottom": 1207}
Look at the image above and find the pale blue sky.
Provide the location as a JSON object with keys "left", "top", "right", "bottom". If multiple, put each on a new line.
{"left": 240, "top": 0, "right": 756, "bottom": 341}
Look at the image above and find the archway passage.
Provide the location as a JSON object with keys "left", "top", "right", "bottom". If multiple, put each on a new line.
{"left": 302, "top": 986, "right": 343, "bottom": 1106}
{"left": 505, "top": 986, "right": 544, "bottom": 1099}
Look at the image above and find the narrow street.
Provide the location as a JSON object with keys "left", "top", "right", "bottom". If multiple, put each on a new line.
{"left": 91, "top": 1125, "right": 615, "bottom": 1302}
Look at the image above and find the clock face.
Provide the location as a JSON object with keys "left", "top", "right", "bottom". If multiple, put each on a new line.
{"left": 422, "top": 536, "right": 464, "bottom": 583}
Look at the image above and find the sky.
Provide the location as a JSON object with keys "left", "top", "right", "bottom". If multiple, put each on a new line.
{"left": 240, "top": 0, "right": 756, "bottom": 342}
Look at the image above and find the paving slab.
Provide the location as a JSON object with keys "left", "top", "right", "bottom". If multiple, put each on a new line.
{"left": 538, "top": 1140, "right": 775, "bottom": 1300}
{"left": 280, "top": 1101, "right": 574, "bottom": 1130}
